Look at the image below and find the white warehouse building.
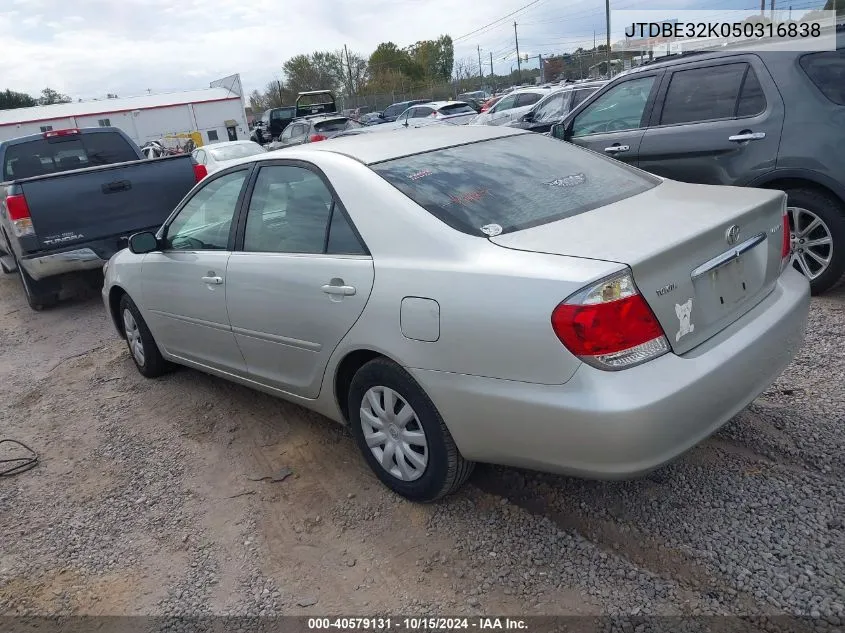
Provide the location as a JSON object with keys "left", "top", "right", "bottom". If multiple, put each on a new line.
{"left": 0, "top": 74, "right": 249, "bottom": 148}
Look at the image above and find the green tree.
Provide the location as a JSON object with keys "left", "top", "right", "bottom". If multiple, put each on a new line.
{"left": 0, "top": 89, "right": 36, "bottom": 110}
{"left": 282, "top": 52, "right": 344, "bottom": 94}
{"left": 38, "top": 87, "right": 71, "bottom": 105}
{"left": 368, "top": 42, "right": 412, "bottom": 75}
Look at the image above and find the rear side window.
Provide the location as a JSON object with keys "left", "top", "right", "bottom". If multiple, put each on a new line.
{"left": 2, "top": 131, "right": 137, "bottom": 180}
{"left": 438, "top": 103, "right": 476, "bottom": 115}
{"left": 314, "top": 118, "right": 352, "bottom": 132}
{"left": 660, "top": 63, "right": 766, "bottom": 125}
{"left": 515, "top": 93, "right": 543, "bottom": 107}
{"left": 800, "top": 50, "right": 845, "bottom": 105}
{"left": 371, "top": 134, "right": 658, "bottom": 236}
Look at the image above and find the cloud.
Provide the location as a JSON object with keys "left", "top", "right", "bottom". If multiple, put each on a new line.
{"left": 0, "top": 0, "right": 750, "bottom": 99}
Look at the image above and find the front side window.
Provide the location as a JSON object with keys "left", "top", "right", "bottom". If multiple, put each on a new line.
{"left": 371, "top": 133, "right": 658, "bottom": 236}
{"left": 571, "top": 75, "right": 657, "bottom": 137}
{"left": 243, "top": 165, "right": 365, "bottom": 255}
{"left": 165, "top": 170, "right": 247, "bottom": 250}
{"left": 660, "top": 63, "right": 764, "bottom": 125}
{"left": 491, "top": 95, "right": 517, "bottom": 112}
{"left": 533, "top": 92, "right": 567, "bottom": 122}
{"left": 800, "top": 50, "right": 845, "bottom": 105}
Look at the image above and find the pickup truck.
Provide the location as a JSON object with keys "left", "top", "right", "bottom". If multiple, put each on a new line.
{"left": 0, "top": 127, "right": 205, "bottom": 310}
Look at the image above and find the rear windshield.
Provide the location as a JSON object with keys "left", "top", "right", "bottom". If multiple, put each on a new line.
{"left": 438, "top": 103, "right": 476, "bottom": 115}
{"left": 314, "top": 118, "right": 358, "bottom": 132}
{"left": 2, "top": 131, "right": 138, "bottom": 181}
{"left": 371, "top": 134, "right": 658, "bottom": 236}
{"left": 209, "top": 143, "right": 265, "bottom": 161}
{"left": 800, "top": 50, "right": 845, "bottom": 105}
{"left": 271, "top": 107, "right": 296, "bottom": 120}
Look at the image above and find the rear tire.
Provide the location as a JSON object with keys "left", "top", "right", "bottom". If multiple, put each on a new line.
{"left": 118, "top": 294, "right": 171, "bottom": 378}
{"left": 14, "top": 254, "right": 58, "bottom": 311}
{"left": 348, "top": 358, "right": 474, "bottom": 502}
{"left": 783, "top": 187, "right": 845, "bottom": 295}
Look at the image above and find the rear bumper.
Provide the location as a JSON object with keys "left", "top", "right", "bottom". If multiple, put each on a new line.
{"left": 409, "top": 269, "right": 810, "bottom": 479}
{"left": 20, "top": 248, "right": 106, "bottom": 279}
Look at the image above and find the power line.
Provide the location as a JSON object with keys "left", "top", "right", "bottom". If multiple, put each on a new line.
{"left": 453, "top": 0, "right": 546, "bottom": 41}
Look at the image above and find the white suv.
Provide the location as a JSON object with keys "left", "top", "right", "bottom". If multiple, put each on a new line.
{"left": 471, "top": 87, "right": 552, "bottom": 126}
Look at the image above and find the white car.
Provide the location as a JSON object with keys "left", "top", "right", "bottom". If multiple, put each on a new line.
{"left": 471, "top": 87, "right": 552, "bottom": 126}
{"left": 392, "top": 101, "right": 479, "bottom": 126}
{"left": 192, "top": 141, "right": 266, "bottom": 175}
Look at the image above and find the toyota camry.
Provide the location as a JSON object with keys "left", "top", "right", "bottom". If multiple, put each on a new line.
{"left": 102, "top": 126, "right": 810, "bottom": 502}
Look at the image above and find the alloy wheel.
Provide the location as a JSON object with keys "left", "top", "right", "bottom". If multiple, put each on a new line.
{"left": 359, "top": 386, "right": 429, "bottom": 482}
{"left": 788, "top": 206, "right": 834, "bottom": 281}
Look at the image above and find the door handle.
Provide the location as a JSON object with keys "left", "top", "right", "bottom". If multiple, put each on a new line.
{"left": 201, "top": 276, "right": 223, "bottom": 285}
{"left": 604, "top": 145, "right": 630, "bottom": 153}
{"left": 728, "top": 132, "right": 766, "bottom": 142}
{"left": 321, "top": 284, "right": 356, "bottom": 296}
{"left": 102, "top": 180, "right": 132, "bottom": 194}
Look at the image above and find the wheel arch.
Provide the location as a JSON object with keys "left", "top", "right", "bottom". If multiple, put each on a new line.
{"left": 332, "top": 348, "right": 403, "bottom": 423}
{"left": 748, "top": 170, "right": 845, "bottom": 209}
{"left": 107, "top": 285, "right": 129, "bottom": 339}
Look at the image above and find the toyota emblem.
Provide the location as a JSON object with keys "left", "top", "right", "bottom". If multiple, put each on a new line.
{"left": 725, "top": 225, "right": 740, "bottom": 245}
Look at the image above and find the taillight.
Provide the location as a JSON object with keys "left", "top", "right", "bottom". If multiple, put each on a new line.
{"left": 6, "top": 194, "right": 35, "bottom": 237}
{"left": 429, "top": 112, "right": 438, "bottom": 118}
{"left": 309, "top": 134, "right": 327, "bottom": 142}
{"left": 193, "top": 164, "right": 208, "bottom": 182}
{"left": 551, "top": 269, "right": 670, "bottom": 370}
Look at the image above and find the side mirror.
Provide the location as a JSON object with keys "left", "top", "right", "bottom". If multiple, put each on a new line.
{"left": 550, "top": 123, "right": 568, "bottom": 140}
{"left": 128, "top": 231, "right": 159, "bottom": 254}
{"left": 522, "top": 111, "right": 535, "bottom": 122}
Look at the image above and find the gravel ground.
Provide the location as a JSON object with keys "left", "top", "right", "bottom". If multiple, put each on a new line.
{"left": 0, "top": 273, "right": 843, "bottom": 630}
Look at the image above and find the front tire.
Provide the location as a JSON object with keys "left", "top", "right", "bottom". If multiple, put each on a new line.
{"left": 119, "top": 294, "right": 171, "bottom": 378}
{"left": 784, "top": 187, "right": 845, "bottom": 295}
{"left": 348, "top": 358, "right": 474, "bottom": 502}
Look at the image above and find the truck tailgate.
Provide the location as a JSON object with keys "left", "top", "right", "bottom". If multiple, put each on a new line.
{"left": 20, "top": 155, "right": 196, "bottom": 250}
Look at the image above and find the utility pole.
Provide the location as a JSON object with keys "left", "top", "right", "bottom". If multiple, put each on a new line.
{"left": 539, "top": 54, "right": 544, "bottom": 82}
{"left": 477, "top": 45, "right": 484, "bottom": 89}
{"left": 514, "top": 21, "right": 522, "bottom": 83}
{"left": 489, "top": 51, "right": 494, "bottom": 78}
{"left": 343, "top": 45, "right": 354, "bottom": 102}
{"left": 770, "top": 0, "right": 775, "bottom": 20}
{"left": 594, "top": 30, "right": 597, "bottom": 50}
{"left": 605, "top": 0, "right": 612, "bottom": 79}
{"left": 789, "top": 5, "right": 792, "bottom": 19}
{"left": 760, "top": 0, "right": 766, "bottom": 15}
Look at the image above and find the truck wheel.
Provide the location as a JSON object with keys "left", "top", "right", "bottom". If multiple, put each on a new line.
{"left": 784, "top": 187, "right": 845, "bottom": 295}
{"left": 347, "top": 358, "right": 474, "bottom": 503}
{"left": 14, "top": 254, "right": 58, "bottom": 311}
{"left": 118, "top": 294, "right": 171, "bottom": 378}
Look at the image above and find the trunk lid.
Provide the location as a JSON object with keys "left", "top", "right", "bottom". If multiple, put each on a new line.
{"left": 489, "top": 179, "right": 787, "bottom": 355}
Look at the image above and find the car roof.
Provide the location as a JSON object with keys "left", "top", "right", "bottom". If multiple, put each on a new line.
{"left": 304, "top": 124, "right": 526, "bottom": 164}
{"left": 416, "top": 101, "right": 471, "bottom": 109}
{"left": 205, "top": 140, "right": 258, "bottom": 149}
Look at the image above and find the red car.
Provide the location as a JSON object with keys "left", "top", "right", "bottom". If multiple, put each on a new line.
{"left": 480, "top": 95, "right": 503, "bottom": 113}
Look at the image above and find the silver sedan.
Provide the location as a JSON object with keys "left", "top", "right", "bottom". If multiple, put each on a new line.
{"left": 102, "top": 126, "right": 810, "bottom": 502}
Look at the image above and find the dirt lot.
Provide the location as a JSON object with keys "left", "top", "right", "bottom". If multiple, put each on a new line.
{"left": 0, "top": 271, "right": 843, "bottom": 623}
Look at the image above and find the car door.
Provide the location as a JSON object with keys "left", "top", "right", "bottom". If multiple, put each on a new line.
{"left": 562, "top": 72, "right": 663, "bottom": 166}
{"left": 141, "top": 168, "right": 251, "bottom": 372}
{"left": 637, "top": 57, "right": 783, "bottom": 186}
{"left": 225, "top": 161, "right": 375, "bottom": 399}
{"left": 499, "top": 92, "right": 544, "bottom": 125}
{"left": 486, "top": 94, "right": 517, "bottom": 125}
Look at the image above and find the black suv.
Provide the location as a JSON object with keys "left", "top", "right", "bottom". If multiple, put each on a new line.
{"left": 553, "top": 35, "right": 845, "bottom": 294}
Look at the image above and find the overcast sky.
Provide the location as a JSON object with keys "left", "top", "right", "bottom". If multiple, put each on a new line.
{"left": 1, "top": 0, "right": 801, "bottom": 101}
